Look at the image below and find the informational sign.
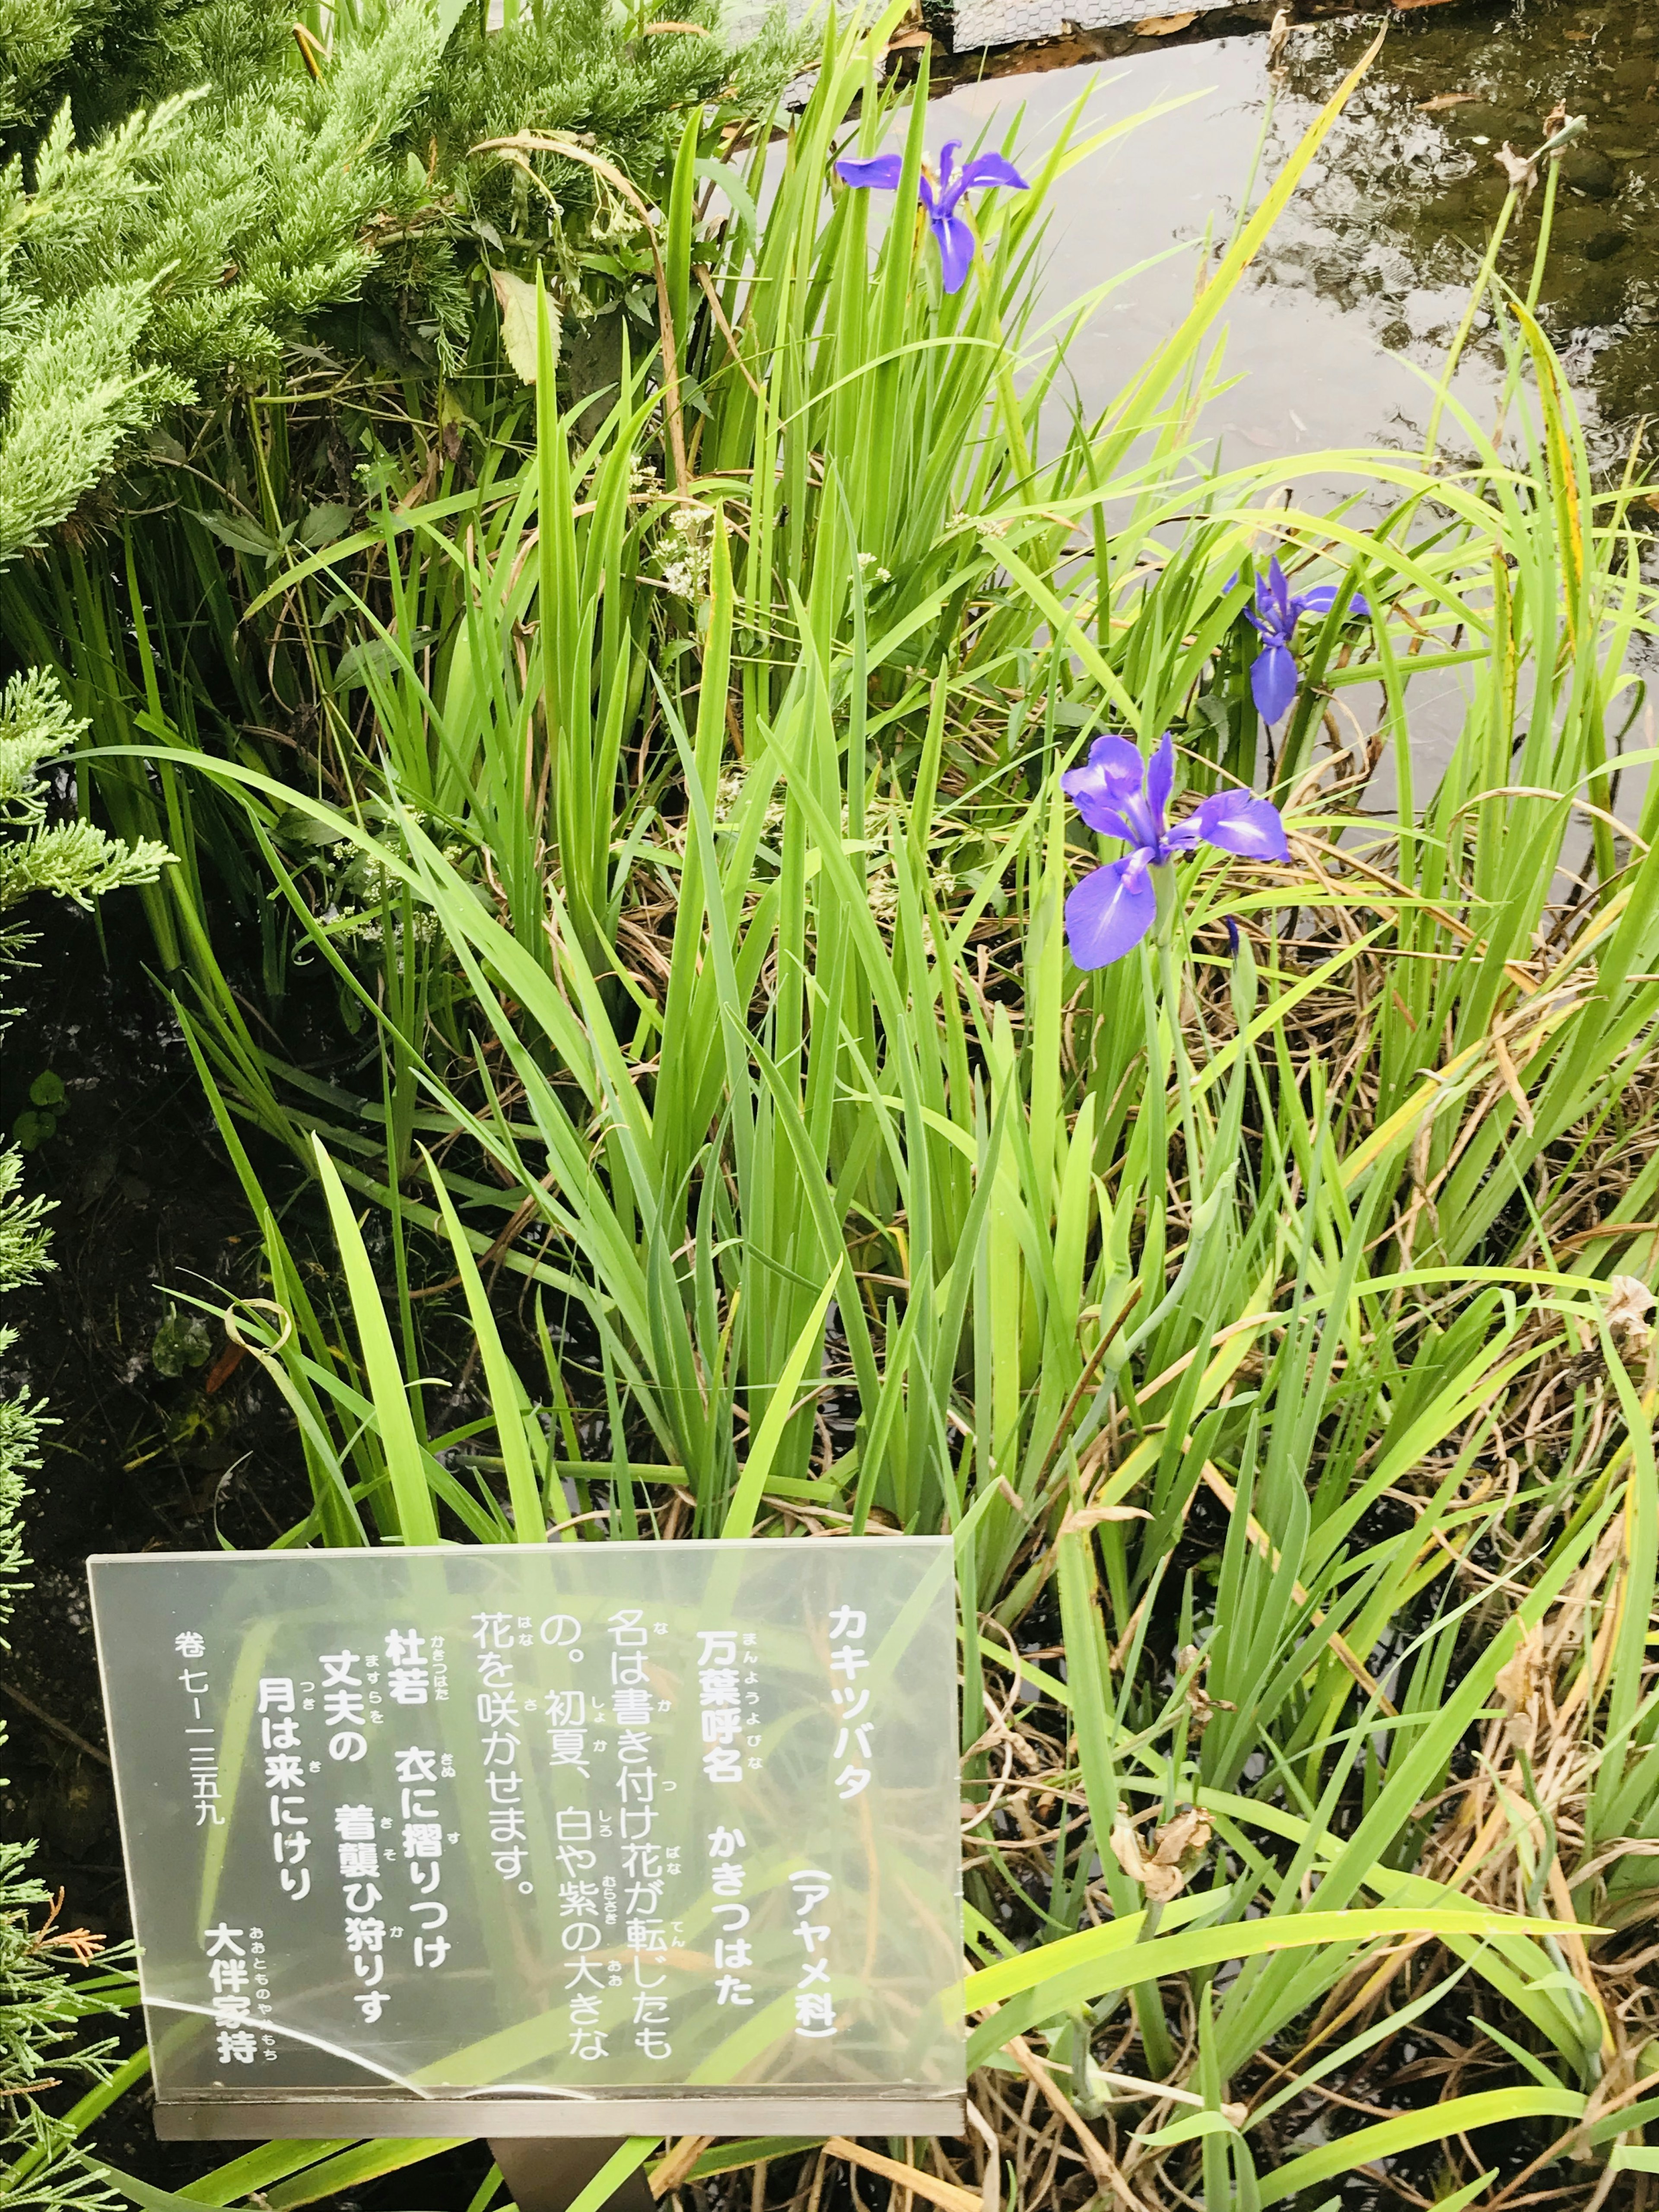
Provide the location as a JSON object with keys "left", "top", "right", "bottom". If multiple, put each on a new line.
{"left": 88, "top": 1539, "right": 964, "bottom": 2139}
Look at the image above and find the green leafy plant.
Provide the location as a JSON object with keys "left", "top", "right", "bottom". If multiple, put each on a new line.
{"left": 13, "top": 10, "right": 1659, "bottom": 2209}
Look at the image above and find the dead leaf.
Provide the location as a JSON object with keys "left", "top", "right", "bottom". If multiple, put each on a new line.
{"left": 1496, "top": 1624, "right": 1545, "bottom": 1715}
{"left": 1491, "top": 1025, "right": 1536, "bottom": 1134}
{"left": 202, "top": 1338, "right": 247, "bottom": 1394}
{"left": 1176, "top": 1642, "right": 1234, "bottom": 1735}
{"left": 1494, "top": 142, "right": 1538, "bottom": 194}
{"left": 823, "top": 2140, "right": 979, "bottom": 2212}
{"left": 1141, "top": 1865, "right": 1186, "bottom": 1903}
{"left": 1062, "top": 1502, "right": 1151, "bottom": 1534}
{"left": 1506, "top": 1705, "right": 1538, "bottom": 1757}
{"left": 1150, "top": 1806, "right": 1212, "bottom": 1867}
{"left": 1144, "top": 1808, "right": 1211, "bottom": 1900}
{"left": 886, "top": 27, "right": 934, "bottom": 48}
{"left": 1418, "top": 91, "right": 1480, "bottom": 111}
{"left": 1607, "top": 1273, "right": 1655, "bottom": 1342}
{"left": 1111, "top": 1805, "right": 1210, "bottom": 1901}
{"left": 1134, "top": 10, "right": 1197, "bottom": 33}
{"left": 649, "top": 2138, "right": 714, "bottom": 2199}
{"left": 1109, "top": 1811, "right": 1150, "bottom": 1880}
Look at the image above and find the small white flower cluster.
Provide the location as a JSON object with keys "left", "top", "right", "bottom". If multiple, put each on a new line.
{"left": 856, "top": 551, "right": 893, "bottom": 583}
{"left": 658, "top": 507, "right": 710, "bottom": 601}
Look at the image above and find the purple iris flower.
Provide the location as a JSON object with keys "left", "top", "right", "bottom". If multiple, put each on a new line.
{"left": 1241, "top": 556, "right": 1370, "bottom": 726}
{"left": 834, "top": 138, "right": 1029, "bottom": 294}
{"left": 1062, "top": 733, "right": 1289, "bottom": 969}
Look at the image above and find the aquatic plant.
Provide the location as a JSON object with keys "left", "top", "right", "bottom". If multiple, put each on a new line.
{"left": 1061, "top": 731, "right": 1287, "bottom": 966}
{"left": 834, "top": 137, "right": 1029, "bottom": 292}
{"left": 1237, "top": 553, "right": 1370, "bottom": 725}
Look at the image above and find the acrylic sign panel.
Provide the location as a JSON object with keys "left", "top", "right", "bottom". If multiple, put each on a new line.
{"left": 87, "top": 1540, "right": 963, "bottom": 2126}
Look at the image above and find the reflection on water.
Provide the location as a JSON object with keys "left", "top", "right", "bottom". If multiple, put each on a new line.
{"left": 932, "top": 0, "right": 1658, "bottom": 474}
{"left": 1274, "top": 2, "right": 1658, "bottom": 458}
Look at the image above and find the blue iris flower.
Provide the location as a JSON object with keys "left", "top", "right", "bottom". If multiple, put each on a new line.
{"left": 1062, "top": 733, "right": 1289, "bottom": 970}
{"left": 834, "top": 139, "right": 1029, "bottom": 294}
{"left": 1241, "top": 556, "right": 1370, "bottom": 726}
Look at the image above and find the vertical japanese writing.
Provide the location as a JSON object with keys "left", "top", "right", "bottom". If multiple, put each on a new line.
{"left": 610, "top": 1609, "right": 672, "bottom": 2063}
{"left": 385, "top": 1628, "right": 429, "bottom": 1707}
{"left": 786, "top": 1599, "right": 868, "bottom": 2044}
{"left": 537, "top": 1611, "right": 610, "bottom": 2062}
{"left": 202, "top": 1920, "right": 273, "bottom": 2066}
{"left": 257, "top": 1676, "right": 310, "bottom": 1902}
{"left": 542, "top": 1611, "right": 587, "bottom": 1783}
{"left": 174, "top": 1630, "right": 222, "bottom": 1830}
{"left": 697, "top": 1630, "right": 742, "bottom": 1786}
{"left": 114, "top": 1545, "right": 957, "bottom": 2097}
{"left": 741, "top": 1630, "right": 761, "bottom": 1771}
{"left": 395, "top": 1742, "right": 453, "bottom": 1971}
{"left": 318, "top": 1648, "right": 372, "bottom": 1764}
{"left": 472, "top": 1612, "right": 532, "bottom": 1890}
{"left": 324, "top": 1637, "right": 389, "bottom": 2021}
{"left": 789, "top": 1869, "right": 837, "bottom": 2040}
{"left": 706, "top": 1824, "right": 752, "bottom": 2013}
{"left": 828, "top": 1606, "right": 873, "bottom": 1801}
{"left": 331, "top": 1797, "right": 391, "bottom": 2023}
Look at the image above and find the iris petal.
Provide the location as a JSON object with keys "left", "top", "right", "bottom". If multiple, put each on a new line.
{"left": 1265, "top": 555, "right": 1292, "bottom": 630}
{"left": 1145, "top": 732, "right": 1176, "bottom": 840}
{"left": 1061, "top": 735, "right": 1145, "bottom": 833}
{"left": 1293, "top": 582, "right": 1371, "bottom": 623}
{"left": 836, "top": 154, "right": 905, "bottom": 190}
{"left": 1194, "top": 789, "right": 1290, "bottom": 863}
{"left": 960, "top": 151, "right": 1029, "bottom": 192}
{"left": 1250, "top": 642, "right": 1299, "bottom": 725}
{"left": 932, "top": 210, "right": 976, "bottom": 293}
{"left": 1065, "top": 858, "right": 1158, "bottom": 969}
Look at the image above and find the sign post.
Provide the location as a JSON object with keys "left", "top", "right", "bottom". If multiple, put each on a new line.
{"left": 88, "top": 1538, "right": 964, "bottom": 2208}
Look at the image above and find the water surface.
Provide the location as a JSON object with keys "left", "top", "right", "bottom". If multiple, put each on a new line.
{"left": 933, "top": 0, "right": 1658, "bottom": 469}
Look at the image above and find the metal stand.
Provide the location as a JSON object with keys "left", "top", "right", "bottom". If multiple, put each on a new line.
{"left": 488, "top": 2136, "right": 655, "bottom": 2212}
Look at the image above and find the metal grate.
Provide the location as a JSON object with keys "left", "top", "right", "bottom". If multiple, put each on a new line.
{"left": 943, "top": 0, "right": 1236, "bottom": 48}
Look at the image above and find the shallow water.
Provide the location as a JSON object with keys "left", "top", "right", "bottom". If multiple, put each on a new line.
{"left": 915, "top": 1, "right": 1657, "bottom": 801}
{"left": 932, "top": 0, "right": 1658, "bottom": 468}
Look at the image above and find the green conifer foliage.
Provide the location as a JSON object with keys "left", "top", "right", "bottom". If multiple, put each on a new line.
{"left": 0, "top": 675, "right": 165, "bottom": 2212}
{"left": 0, "top": 0, "right": 799, "bottom": 521}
